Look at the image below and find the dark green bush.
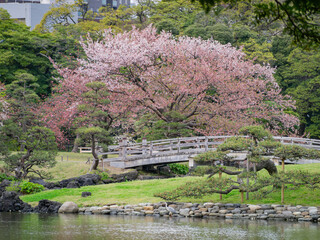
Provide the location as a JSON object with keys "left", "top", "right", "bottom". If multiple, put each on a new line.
{"left": 168, "top": 163, "right": 189, "bottom": 175}
{"left": 0, "top": 173, "right": 16, "bottom": 182}
{"left": 19, "top": 181, "right": 44, "bottom": 194}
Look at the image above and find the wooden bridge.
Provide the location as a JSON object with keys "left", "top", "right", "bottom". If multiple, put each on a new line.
{"left": 98, "top": 136, "right": 320, "bottom": 169}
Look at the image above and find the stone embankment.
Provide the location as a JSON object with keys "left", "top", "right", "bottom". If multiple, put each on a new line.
{"left": 76, "top": 202, "right": 320, "bottom": 223}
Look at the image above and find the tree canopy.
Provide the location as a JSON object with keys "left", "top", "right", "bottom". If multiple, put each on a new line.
{"left": 191, "top": 0, "right": 320, "bottom": 48}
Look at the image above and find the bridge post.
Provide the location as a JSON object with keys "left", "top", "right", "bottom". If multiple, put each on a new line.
{"left": 120, "top": 137, "right": 128, "bottom": 160}
{"left": 205, "top": 136, "right": 208, "bottom": 151}
{"left": 149, "top": 143, "right": 153, "bottom": 156}
{"left": 142, "top": 138, "right": 147, "bottom": 156}
{"left": 189, "top": 158, "right": 195, "bottom": 168}
{"left": 177, "top": 138, "right": 180, "bottom": 153}
{"left": 196, "top": 137, "right": 200, "bottom": 149}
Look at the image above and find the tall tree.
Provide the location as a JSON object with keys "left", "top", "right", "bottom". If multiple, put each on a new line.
{"left": 67, "top": 26, "right": 298, "bottom": 135}
{"left": 75, "top": 81, "right": 113, "bottom": 170}
{"left": 0, "top": 73, "right": 57, "bottom": 179}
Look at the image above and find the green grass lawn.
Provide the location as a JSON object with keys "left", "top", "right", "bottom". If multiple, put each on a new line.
{"left": 21, "top": 163, "right": 320, "bottom": 207}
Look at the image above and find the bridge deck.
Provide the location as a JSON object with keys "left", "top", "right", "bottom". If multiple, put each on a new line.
{"left": 98, "top": 136, "right": 320, "bottom": 169}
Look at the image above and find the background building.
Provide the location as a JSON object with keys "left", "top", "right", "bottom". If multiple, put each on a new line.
{"left": 0, "top": 0, "right": 130, "bottom": 30}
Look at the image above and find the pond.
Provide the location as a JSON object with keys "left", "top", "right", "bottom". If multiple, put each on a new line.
{"left": 1, "top": 213, "right": 320, "bottom": 240}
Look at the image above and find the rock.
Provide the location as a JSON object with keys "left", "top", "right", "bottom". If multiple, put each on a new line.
{"left": 102, "top": 210, "right": 111, "bottom": 214}
{"left": 219, "top": 210, "right": 228, "bottom": 214}
{"left": 260, "top": 205, "right": 272, "bottom": 210}
{"left": 66, "top": 181, "right": 80, "bottom": 189}
{"left": 79, "top": 207, "right": 86, "bottom": 212}
{"left": 92, "top": 207, "right": 102, "bottom": 214}
{"left": 29, "top": 178, "right": 46, "bottom": 186}
{"left": 0, "top": 191, "right": 33, "bottom": 213}
{"left": 82, "top": 178, "right": 94, "bottom": 186}
{"left": 225, "top": 203, "right": 235, "bottom": 209}
{"left": 145, "top": 210, "right": 154, "bottom": 215}
{"left": 287, "top": 207, "right": 297, "bottom": 212}
{"left": 282, "top": 211, "right": 293, "bottom": 216}
{"left": 264, "top": 210, "right": 276, "bottom": 215}
{"left": 309, "top": 208, "right": 318, "bottom": 215}
{"left": 44, "top": 182, "right": 61, "bottom": 189}
{"left": 258, "top": 215, "right": 268, "bottom": 220}
{"left": 34, "top": 199, "right": 62, "bottom": 213}
{"left": 231, "top": 208, "right": 241, "bottom": 214}
{"left": 81, "top": 192, "right": 92, "bottom": 197}
{"left": 58, "top": 202, "right": 79, "bottom": 213}
{"left": 209, "top": 206, "right": 220, "bottom": 213}
{"left": 110, "top": 170, "right": 138, "bottom": 182}
{"left": 179, "top": 208, "right": 190, "bottom": 216}
{"left": 182, "top": 203, "right": 193, "bottom": 208}
{"left": 248, "top": 205, "right": 261, "bottom": 212}
{"left": 203, "top": 203, "right": 214, "bottom": 208}
{"left": 143, "top": 206, "right": 154, "bottom": 211}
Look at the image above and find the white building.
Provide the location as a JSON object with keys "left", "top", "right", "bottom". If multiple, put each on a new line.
{"left": 0, "top": 0, "right": 56, "bottom": 29}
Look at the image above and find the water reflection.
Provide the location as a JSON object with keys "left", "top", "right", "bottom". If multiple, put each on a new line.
{"left": 1, "top": 213, "right": 320, "bottom": 240}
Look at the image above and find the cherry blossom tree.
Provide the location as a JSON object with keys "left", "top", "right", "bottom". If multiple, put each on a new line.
{"left": 41, "top": 26, "right": 299, "bottom": 144}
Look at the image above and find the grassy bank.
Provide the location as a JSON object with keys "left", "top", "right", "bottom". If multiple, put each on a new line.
{"left": 21, "top": 163, "right": 320, "bottom": 207}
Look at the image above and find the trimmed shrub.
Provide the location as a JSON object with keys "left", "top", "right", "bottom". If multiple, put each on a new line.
{"left": 168, "top": 163, "right": 189, "bottom": 175}
{"left": 19, "top": 181, "right": 44, "bottom": 194}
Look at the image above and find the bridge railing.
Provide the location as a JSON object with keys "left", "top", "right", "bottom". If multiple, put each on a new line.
{"left": 99, "top": 136, "right": 320, "bottom": 163}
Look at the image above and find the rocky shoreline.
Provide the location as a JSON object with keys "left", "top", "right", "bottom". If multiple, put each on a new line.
{"left": 76, "top": 202, "right": 320, "bottom": 223}
{"left": 1, "top": 190, "right": 319, "bottom": 223}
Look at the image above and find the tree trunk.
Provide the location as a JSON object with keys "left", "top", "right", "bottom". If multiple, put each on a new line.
{"left": 246, "top": 159, "right": 249, "bottom": 200}
{"left": 219, "top": 171, "right": 222, "bottom": 200}
{"left": 254, "top": 160, "right": 278, "bottom": 175}
{"left": 281, "top": 158, "right": 285, "bottom": 204}
{"left": 71, "top": 133, "right": 80, "bottom": 153}
{"left": 14, "top": 150, "right": 32, "bottom": 179}
{"left": 91, "top": 135, "right": 99, "bottom": 170}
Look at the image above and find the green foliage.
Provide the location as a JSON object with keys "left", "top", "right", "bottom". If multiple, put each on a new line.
{"left": 217, "top": 137, "right": 253, "bottom": 151}
{"left": 0, "top": 10, "right": 59, "bottom": 96}
{"left": 258, "top": 139, "right": 282, "bottom": 150}
{"left": 168, "top": 163, "right": 189, "bottom": 175}
{"left": 274, "top": 145, "right": 320, "bottom": 161}
{"left": 242, "top": 38, "right": 275, "bottom": 65}
{"left": 91, "top": 170, "right": 109, "bottom": 181}
{"left": 0, "top": 173, "right": 16, "bottom": 182}
{"left": 155, "top": 20, "right": 179, "bottom": 35}
{"left": 191, "top": 0, "right": 320, "bottom": 48}
{"left": 19, "top": 180, "right": 45, "bottom": 194}
{"left": 134, "top": 112, "right": 194, "bottom": 141}
{"left": 239, "top": 125, "right": 272, "bottom": 142}
{"left": 1, "top": 122, "right": 58, "bottom": 179}
{"left": 5, "top": 181, "right": 20, "bottom": 192}
{"left": 194, "top": 151, "right": 229, "bottom": 164}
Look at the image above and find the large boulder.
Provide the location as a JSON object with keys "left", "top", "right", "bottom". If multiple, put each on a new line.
{"left": 58, "top": 201, "right": 79, "bottom": 213}
{"left": 111, "top": 170, "right": 138, "bottom": 182}
{"left": 34, "top": 199, "right": 62, "bottom": 213}
{"left": 59, "top": 174, "right": 101, "bottom": 188}
{"left": 0, "top": 191, "right": 33, "bottom": 212}
{"left": 44, "top": 182, "right": 61, "bottom": 189}
{"left": 66, "top": 181, "right": 80, "bottom": 189}
{"left": 29, "top": 178, "right": 46, "bottom": 186}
